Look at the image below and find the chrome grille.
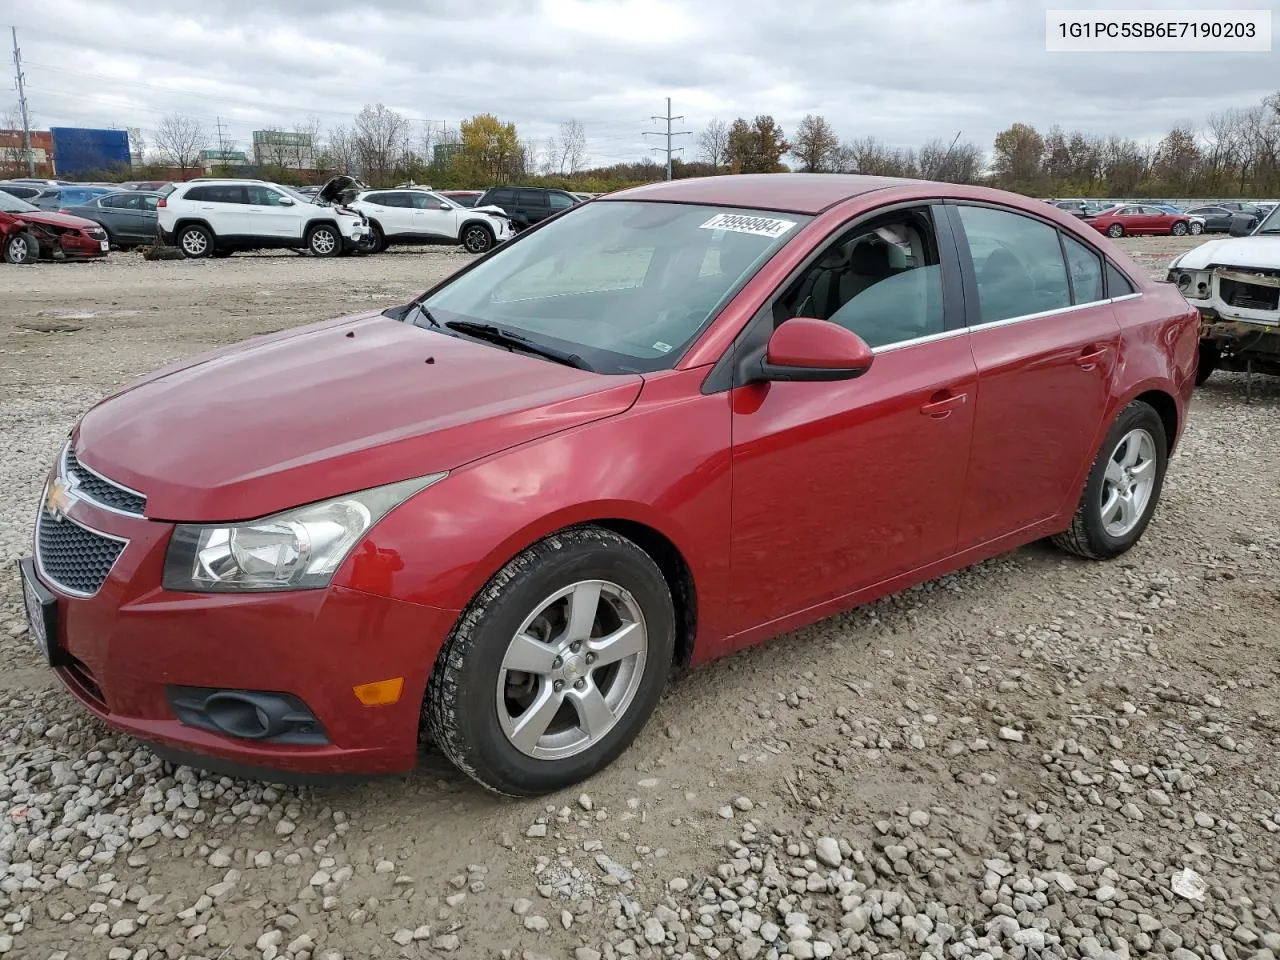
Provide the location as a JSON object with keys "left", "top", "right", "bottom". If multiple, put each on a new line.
{"left": 64, "top": 446, "right": 146, "bottom": 516}
{"left": 36, "top": 510, "right": 126, "bottom": 596}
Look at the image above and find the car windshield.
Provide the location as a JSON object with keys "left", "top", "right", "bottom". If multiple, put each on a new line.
{"left": 0, "top": 191, "right": 39, "bottom": 213}
{"left": 418, "top": 200, "right": 810, "bottom": 373}
{"left": 276, "top": 184, "right": 310, "bottom": 203}
{"left": 1256, "top": 204, "right": 1280, "bottom": 234}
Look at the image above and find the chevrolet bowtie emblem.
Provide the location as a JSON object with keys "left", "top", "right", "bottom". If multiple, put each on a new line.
{"left": 45, "top": 475, "right": 79, "bottom": 522}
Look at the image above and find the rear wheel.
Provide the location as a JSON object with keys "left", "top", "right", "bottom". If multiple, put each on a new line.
{"left": 177, "top": 224, "right": 213, "bottom": 258}
{"left": 306, "top": 223, "right": 340, "bottom": 257}
{"left": 1052, "top": 401, "right": 1167, "bottom": 560}
{"left": 360, "top": 222, "right": 385, "bottom": 254}
{"left": 2, "top": 231, "right": 39, "bottom": 264}
{"left": 425, "top": 526, "right": 675, "bottom": 796}
{"left": 1107, "top": 223, "right": 1125, "bottom": 238}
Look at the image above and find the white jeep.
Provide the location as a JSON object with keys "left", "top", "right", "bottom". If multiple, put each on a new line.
{"left": 1167, "top": 204, "right": 1280, "bottom": 384}
{"left": 157, "top": 176, "right": 369, "bottom": 259}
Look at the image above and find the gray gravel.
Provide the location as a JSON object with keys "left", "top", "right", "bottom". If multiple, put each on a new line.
{"left": 0, "top": 239, "right": 1276, "bottom": 958}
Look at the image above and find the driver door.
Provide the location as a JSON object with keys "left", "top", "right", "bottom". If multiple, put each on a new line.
{"left": 412, "top": 192, "right": 460, "bottom": 241}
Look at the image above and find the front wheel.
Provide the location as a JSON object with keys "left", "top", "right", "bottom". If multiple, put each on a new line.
{"left": 461, "top": 223, "right": 494, "bottom": 254}
{"left": 425, "top": 526, "right": 675, "bottom": 796}
{"left": 1195, "top": 343, "right": 1219, "bottom": 386}
{"left": 306, "top": 223, "right": 340, "bottom": 257}
{"left": 1052, "top": 401, "right": 1168, "bottom": 560}
{"left": 3, "top": 231, "right": 39, "bottom": 264}
{"left": 1171, "top": 221, "right": 1188, "bottom": 236}
{"left": 1107, "top": 223, "right": 1125, "bottom": 238}
{"left": 1189, "top": 221, "right": 1204, "bottom": 235}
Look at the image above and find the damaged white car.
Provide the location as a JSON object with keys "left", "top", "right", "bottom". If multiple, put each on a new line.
{"left": 1167, "top": 205, "right": 1280, "bottom": 384}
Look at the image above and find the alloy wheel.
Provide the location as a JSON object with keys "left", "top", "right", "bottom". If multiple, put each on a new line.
{"left": 311, "top": 229, "right": 337, "bottom": 256}
{"left": 8, "top": 236, "right": 30, "bottom": 261}
{"left": 495, "top": 580, "right": 648, "bottom": 761}
{"left": 181, "top": 230, "right": 208, "bottom": 256}
{"left": 1100, "top": 428, "right": 1157, "bottom": 538}
{"left": 463, "top": 226, "right": 490, "bottom": 253}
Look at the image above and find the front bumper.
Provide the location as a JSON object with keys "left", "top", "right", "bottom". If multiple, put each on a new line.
{"left": 23, "top": 480, "right": 459, "bottom": 778}
{"left": 56, "top": 231, "right": 109, "bottom": 259}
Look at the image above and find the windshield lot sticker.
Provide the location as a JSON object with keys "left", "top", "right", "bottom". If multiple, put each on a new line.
{"left": 699, "top": 213, "right": 796, "bottom": 238}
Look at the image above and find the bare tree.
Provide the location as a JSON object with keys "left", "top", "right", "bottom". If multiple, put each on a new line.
{"left": 555, "top": 119, "right": 587, "bottom": 174}
{"left": 791, "top": 114, "right": 839, "bottom": 172}
{"left": 154, "top": 113, "right": 209, "bottom": 174}
{"left": 319, "top": 124, "right": 360, "bottom": 174}
{"left": 697, "top": 118, "right": 730, "bottom": 170}
{"left": 352, "top": 103, "right": 410, "bottom": 184}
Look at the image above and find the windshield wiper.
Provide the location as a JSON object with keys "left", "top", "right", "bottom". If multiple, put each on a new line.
{"left": 413, "top": 302, "right": 442, "bottom": 328}
{"left": 444, "top": 320, "right": 593, "bottom": 371}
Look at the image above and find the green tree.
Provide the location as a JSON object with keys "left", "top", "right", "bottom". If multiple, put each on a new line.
{"left": 991, "top": 122, "right": 1044, "bottom": 187}
{"left": 791, "top": 114, "right": 839, "bottom": 172}
{"left": 726, "top": 115, "right": 790, "bottom": 174}
{"left": 460, "top": 113, "right": 520, "bottom": 183}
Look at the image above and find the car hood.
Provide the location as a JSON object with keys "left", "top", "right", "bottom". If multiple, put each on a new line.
{"left": 16, "top": 209, "right": 98, "bottom": 230}
{"left": 316, "top": 175, "right": 365, "bottom": 206}
{"left": 471, "top": 204, "right": 510, "bottom": 219}
{"left": 1173, "top": 235, "right": 1280, "bottom": 270}
{"left": 73, "top": 312, "right": 643, "bottom": 522}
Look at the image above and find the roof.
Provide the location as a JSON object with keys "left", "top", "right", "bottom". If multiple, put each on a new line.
{"left": 605, "top": 173, "right": 922, "bottom": 214}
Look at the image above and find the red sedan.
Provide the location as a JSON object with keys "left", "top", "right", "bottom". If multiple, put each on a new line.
{"left": 1085, "top": 203, "right": 1198, "bottom": 238}
{"left": 1, "top": 190, "right": 110, "bottom": 263}
{"left": 19, "top": 175, "right": 1199, "bottom": 795}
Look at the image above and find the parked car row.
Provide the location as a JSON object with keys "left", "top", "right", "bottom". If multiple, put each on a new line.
{"left": 1046, "top": 196, "right": 1277, "bottom": 235}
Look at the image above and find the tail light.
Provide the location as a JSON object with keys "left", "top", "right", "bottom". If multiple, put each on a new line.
{"left": 157, "top": 197, "right": 167, "bottom": 208}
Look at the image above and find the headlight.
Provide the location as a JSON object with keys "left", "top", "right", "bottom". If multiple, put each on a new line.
{"left": 162, "top": 473, "right": 445, "bottom": 593}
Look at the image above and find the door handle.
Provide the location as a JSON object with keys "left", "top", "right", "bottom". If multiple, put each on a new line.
{"left": 920, "top": 391, "right": 967, "bottom": 419}
{"left": 1075, "top": 346, "right": 1108, "bottom": 370}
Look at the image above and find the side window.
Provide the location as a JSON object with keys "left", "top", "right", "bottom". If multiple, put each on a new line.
{"left": 1061, "top": 234, "right": 1104, "bottom": 304}
{"left": 518, "top": 190, "right": 547, "bottom": 208}
{"left": 411, "top": 192, "right": 447, "bottom": 209}
{"left": 99, "top": 194, "right": 127, "bottom": 209}
{"left": 775, "top": 208, "right": 945, "bottom": 349}
{"left": 956, "top": 205, "right": 1071, "bottom": 323}
{"left": 492, "top": 189, "right": 517, "bottom": 205}
{"left": 383, "top": 192, "right": 413, "bottom": 208}
{"left": 548, "top": 192, "right": 574, "bottom": 210}
{"left": 246, "top": 185, "right": 289, "bottom": 206}
{"left": 139, "top": 195, "right": 159, "bottom": 211}
{"left": 183, "top": 186, "right": 209, "bottom": 202}
{"left": 201, "top": 186, "right": 245, "bottom": 204}
{"left": 1106, "top": 262, "right": 1136, "bottom": 297}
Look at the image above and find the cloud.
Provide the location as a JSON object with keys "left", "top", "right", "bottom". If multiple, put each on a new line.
{"left": 7, "top": 0, "right": 1276, "bottom": 169}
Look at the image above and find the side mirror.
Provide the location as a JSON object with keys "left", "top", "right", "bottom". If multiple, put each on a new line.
{"left": 1228, "top": 214, "right": 1255, "bottom": 237}
{"left": 279, "top": 197, "right": 295, "bottom": 206}
{"left": 757, "top": 317, "right": 874, "bottom": 383}
{"left": 438, "top": 201, "right": 452, "bottom": 210}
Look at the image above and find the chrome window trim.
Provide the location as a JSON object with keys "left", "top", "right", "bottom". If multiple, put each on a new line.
{"left": 872, "top": 291, "right": 1144, "bottom": 354}
{"left": 33, "top": 481, "right": 130, "bottom": 599}
{"left": 61, "top": 441, "right": 148, "bottom": 519}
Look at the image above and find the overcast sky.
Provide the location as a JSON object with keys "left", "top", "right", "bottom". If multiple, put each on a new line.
{"left": 6, "top": 0, "right": 1277, "bottom": 168}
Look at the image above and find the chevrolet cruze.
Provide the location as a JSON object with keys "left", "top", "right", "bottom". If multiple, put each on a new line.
{"left": 19, "top": 174, "right": 1199, "bottom": 795}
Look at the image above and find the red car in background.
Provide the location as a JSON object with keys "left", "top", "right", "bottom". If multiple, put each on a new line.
{"left": 0, "top": 190, "right": 110, "bottom": 263}
{"left": 1085, "top": 203, "right": 1199, "bottom": 238}
{"left": 20, "top": 174, "right": 1199, "bottom": 796}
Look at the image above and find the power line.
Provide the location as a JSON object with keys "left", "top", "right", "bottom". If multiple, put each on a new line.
{"left": 641, "top": 97, "right": 691, "bottom": 181}
{"left": 10, "top": 27, "right": 36, "bottom": 176}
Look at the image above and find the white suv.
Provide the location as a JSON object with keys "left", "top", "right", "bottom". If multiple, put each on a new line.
{"left": 348, "top": 188, "right": 512, "bottom": 254}
{"left": 157, "top": 176, "right": 370, "bottom": 258}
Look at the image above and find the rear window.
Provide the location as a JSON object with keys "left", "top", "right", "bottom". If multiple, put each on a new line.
{"left": 517, "top": 190, "right": 547, "bottom": 207}
{"left": 185, "top": 185, "right": 245, "bottom": 203}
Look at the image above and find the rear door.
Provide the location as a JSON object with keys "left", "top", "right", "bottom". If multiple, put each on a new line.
{"left": 517, "top": 189, "right": 548, "bottom": 225}
{"left": 376, "top": 192, "right": 416, "bottom": 236}
{"left": 948, "top": 202, "right": 1121, "bottom": 548}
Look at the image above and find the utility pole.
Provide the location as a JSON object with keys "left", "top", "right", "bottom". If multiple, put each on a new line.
{"left": 10, "top": 27, "right": 35, "bottom": 177}
{"left": 643, "top": 97, "right": 690, "bottom": 181}
{"left": 215, "top": 116, "right": 227, "bottom": 156}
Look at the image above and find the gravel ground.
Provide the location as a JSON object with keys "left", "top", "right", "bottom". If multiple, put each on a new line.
{"left": 0, "top": 237, "right": 1276, "bottom": 960}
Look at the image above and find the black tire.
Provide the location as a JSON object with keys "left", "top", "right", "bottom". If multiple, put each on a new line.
{"left": 177, "top": 224, "right": 213, "bottom": 259}
{"left": 425, "top": 525, "right": 675, "bottom": 796}
{"left": 1107, "top": 223, "right": 1125, "bottom": 238}
{"left": 306, "top": 223, "right": 341, "bottom": 258}
{"left": 1171, "top": 221, "right": 1188, "bottom": 236}
{"left": 1195, "top": 343, "right": 1218, "bottom": 386}
{"left": 361, "top": 222, "right": 385, "bottom": 254}
{"left": 461, "top": 222, "right": 494, "bottom": 254}
{"left": 1189, "top": 221, "right": 1204, "bottom": 235}
{"left": 2, "top": 231, "right": 39, "bottom": 265}
{"left": 1052, "top": 400, "right": 1168, "bottom": 561}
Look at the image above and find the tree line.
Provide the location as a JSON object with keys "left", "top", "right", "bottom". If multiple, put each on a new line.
{"left": 13, "top": 89, "right": 1280, "bottom": 198}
